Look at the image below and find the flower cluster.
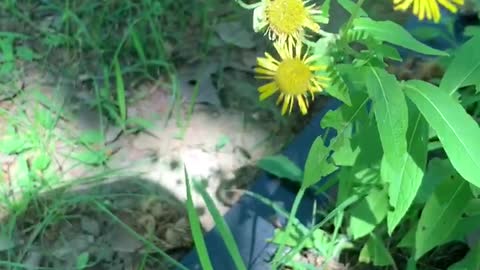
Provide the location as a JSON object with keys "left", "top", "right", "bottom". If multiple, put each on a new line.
{"left": 252, "top": 0, "right": 328, "bottom": 116}
{"left": 244, "top": 0, "right": 465, "bottom": 115}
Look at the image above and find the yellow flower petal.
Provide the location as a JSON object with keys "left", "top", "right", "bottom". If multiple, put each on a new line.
{"left": 254, "top": 42, "right": 328, "bottom": 116}
{"left": 393, "top": 0, "right": 464, "bottom": 23}
{"left": 297, "top": 95, "right": 308, "bottom": 115}
{"left": 262, "top": 0, "right": 322, "bottom": 44}
{"left": 257, "top": 57, "right": 278, "bottom": 71}
{"left": 255, "top": 67, "right": 276, "bottom": 76}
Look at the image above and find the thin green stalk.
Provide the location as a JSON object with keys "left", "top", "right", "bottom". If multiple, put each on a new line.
{"left": 272, "top": 186, "right": 307, "bottom": 268}
{"left": 281, "top": 194, "right": 362, "bottom": 265}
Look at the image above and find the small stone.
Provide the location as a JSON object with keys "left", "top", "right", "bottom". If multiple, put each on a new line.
{"left": 23, "top": 251, "right": 42, "bottom": 270}
{"left": 108, "top": 226, "right": 143, "bottom": 253}
{"left": 81, "top": 216, "right": 100, "bottom": 236}
{"left": 138, "top": 214, "right": 156, "bottom": 234}
{"left": 0, "top": 234, "right": 16, "bottom": 251}
{"left": 164, "top": 227, "right": 179, "bottom": 244}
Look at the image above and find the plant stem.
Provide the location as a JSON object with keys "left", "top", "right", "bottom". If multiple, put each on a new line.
{"left": 343, "top": 0, "right": 367, "bottom": 34}
{"left": 272, "top": 186, "right": 307, "bottom": 268}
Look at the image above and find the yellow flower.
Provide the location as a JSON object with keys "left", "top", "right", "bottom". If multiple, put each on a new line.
{"left": 393, "top": 0, "right": 464, "bottom": 23}
{"left": 256, "top": 0, "right": 322, "bottom": 45}
{"left": 255, "top": 41, "right": 329, "bottom": 115}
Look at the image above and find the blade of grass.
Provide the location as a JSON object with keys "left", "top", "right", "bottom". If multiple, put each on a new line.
{"left": 130, "top": 27, "right": 147, "bottom": 67}
{"left": 193, "top": 181, "right": 247, "bottom": 270}
{"left": 95, "top": 201, "right": 189, "bottom": 270}
{"left": 113, "top": 57, "right": 127, "bottom": 127}
{"left": 177, "top": 82, "right": 199, "bottom": 139}
{"left": 184, "top": 166, "right": 214, "bottom": 270}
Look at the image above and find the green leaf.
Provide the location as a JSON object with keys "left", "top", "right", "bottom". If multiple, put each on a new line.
{"left": 75, "top": 252, "right": 89, "bottom": 270}
{"left": 71, "top": 150, "right": 108, "bottom": 166}
{"left": 270, "top": 226, "right": 325, "bottom": 250}
{"left": 257, "top": 155, "right": 303, "bottom": 183}
{"left": 325, "top": 65, "right": 352, "bottom": 106}
{"left": 0, "top": 136, "right": 32, "bottom": 154}
{"left": 448, "top": 242, "right": 480, "bottom": 270}
{"left": 321, "top": 0, "right": 331, "bottom": 19}
{"left": 113, "top": 57, "right": 127, "bottom": 124}
{"left": 15, "top": 46, "right": 40, "bottom": 61}
{"left": 366, "top": 67, "right": 408, "bottom": 165}
{"left": 411, "top": 26, "right": 446, "bottom": 41}
{"left": 359, "top": 233, "right": 395, "bottom": 267}
{"left": 386, "top": 102, "right": 429, "bottom": 233}
{"left": 15, "top": 155, "right": 31, "bottom": 189}
{"left": 32, "top": 153, "right": 51, "bottom": 172}
{"left": 415, "top": 171, "right": 473, "bottom": 259}
{"left": 184, "top": 168, "right": 214, "bottom": 270}
{"left": 0, "top": 37, "right": 15, "bottom": 75}
{"left": 130, "top": 28, "right": 147, "bottom": 65}
{"left": 337, "top": 0, "right": 367, "bottom": 17}
{"left": 302, "top": 136, "right": 337, "bottom": 189}
{"left": 193, "top": 181, "right": 246, "bottom": 270}
{"left": 374, "top": 43, "right": 402, "bottom": 62}
{"left": 404, "top": 80, "right": 480, "bottom": 188}
{"left": 464, "top": 26, "right": 480, "bottom": 37}
{"left": 465, "top": 199, "right": 480, "bottom": 216}
{"left": 332, "top": 134, "right": 359, "bottom": 166}
{"left": 325, "top": 80, "right": 352, "bottom": 106}
{"left": 353, "top": 18, "right": 448, "bottom": 56}
{"left": 407, "top": 257, "right": 417, "bottom": 270}
{"left": 34, "top": 107, "right": 55, "bottom": 130}
{"left": 415, "top": 158, "right": 453, "bottom": 204}
{"left": 125, "top": 117, "right": 154, "bottom": 131}
{"left": 398, "top": 224, "right": 416, "bottom": 248}
{"left": 78, "top": 131, "right": 104, "bottom": 145}
{"left": 445, "top": 214, "right": 480, "bottom": 244}
{"left": 349, "top": 186, "right": 388, "bottom": 239}
{"left": 366, "top": 67, "right": 419, "bottom": 233}
{"left": 215, "top": 135, "right": 230, "bottom": 151}
{"left": 440, "top": 35, "right": 480, "bottom": 95}
{"left": 312, "top": 0, "right": 330, "bottom": 24}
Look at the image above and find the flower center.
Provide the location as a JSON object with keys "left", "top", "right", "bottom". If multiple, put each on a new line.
{"left": 266, "top": 0, "right": 307, "bottom": 35}
{"left": 275, "top": 58, "right": 311, "bottom": 94}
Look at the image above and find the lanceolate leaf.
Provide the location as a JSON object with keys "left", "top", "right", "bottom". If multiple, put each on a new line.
{"left": 415, "top": 172, "right": 473, "bottom": 259}
{"left": 366, "top": 67, "right": 413, "bottom": 232}
{"left": 440, "top": 35, "right": 480, "bottom": 95}
{"left": 302, "top": 137, "right": 337, "bottom": 189}
{"left": 366, "top": 67, "right": 408, "bottom": 166}
{"left": 257, "top": 155, "right": 303, "bottom": 183}
{"left": 415, "top": 158, "right": 454, "bottom": 204}
{"left": 386, "top": 103, "right": 428, "bottom": 233}
{"left": 359, "top": 233, "right": 395, "bottom": 267}
{"left": 337, "top": 0, "right": 367, "bottom": 16}
{"left": 349, "top": 186, "right": 388, "bottom": 239}
{"left": 404, "top": 80, "right": 480, "bottom": 187}
{"left": 353, "top": 18, "right": 448, "bottom": 56}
